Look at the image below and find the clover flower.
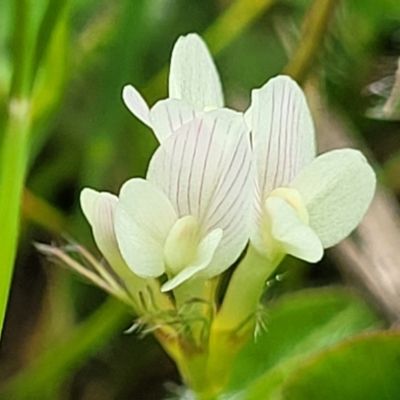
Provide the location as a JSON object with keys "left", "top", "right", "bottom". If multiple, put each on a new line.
{"left": 78, "top": 33, "right": 253, "bottom": 299}
{"left": 247, "top": 75, "right": 376, "bottom": 262}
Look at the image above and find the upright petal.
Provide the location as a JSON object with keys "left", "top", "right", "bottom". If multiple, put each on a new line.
{"left": 150, "top": 98, "right": 199, "bottom": 143}
{"left": 147, "top": 109, "right": 253, "bottom": 277}
{"left": 122, "top": 85, "right": 151, "bottom": 127}
{"left": 250, "top": 75, "right": 316, "bottom": 199}
{"left": 290, "top": 149, "right": 376, "bottom": 248}
{"left": 169, "top": 33, "right": 223, "bottom": 110}
{"left": 114, "top": 178, "right": 178, "bottom": 278}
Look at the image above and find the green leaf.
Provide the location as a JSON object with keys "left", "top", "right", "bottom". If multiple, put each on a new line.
{"left": 226, "top": 288, "right": 382, "bottom": 399}
{"left": 31, "top": 3, "right": 69, "bottom": 126}
{"left": 0, "top": 298, "right": 130, "bottom": 399}
{"left": 281, "top": 332, "right": 400, "bottom": 400}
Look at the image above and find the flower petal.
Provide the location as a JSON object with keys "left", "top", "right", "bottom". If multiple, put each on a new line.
{"left": 122, "top": 85, "right": 151, "bottom": 127}
{"left": 114, "top": 178, "right": 177, "bottom": 278}
{"left": 169, "top": 33, "right": 223, "bottom": 110}
{"left": 80, "top": 188, "right": 121, "bottom": 265}
{"left": 80, "top": 187, "right": 99, "bottom": 223}
{"left": 147, "top": 109, "right": 253, "bottom": 276}
{"left": 290, "top": 149, "right": 376, "bottom": 248}
{"left": 81, "top": 188, "right": 150, "bottom": 293}
{"left": 161, "top": 228, "right": 222, "bottom": 292}
{"left": 250, "top": 75, "right": 316, "bottom": 199}
{"left": 266, "top": 196, "right": 324, "bottom": 262}
{"left": 150, "top": 98, "right": 199, "bottom": 143}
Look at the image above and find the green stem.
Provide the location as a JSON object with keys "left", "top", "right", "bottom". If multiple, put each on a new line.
{"left": 213, "top": 245, "right": 282, "bottom": 332}
{"left": 9, "top": 0, "right": 33, "bottom": 98}
{"left": 32, "top": 0, "right": 69, "bottom": 80}
{"left": 203, "top": 0, "right": 276, "bottom": 55}
{"left": 185, "top": 247, "right": 282, "bottom": 399}
{"left": 283, "top": 0, "right": 340, "bottom": 83}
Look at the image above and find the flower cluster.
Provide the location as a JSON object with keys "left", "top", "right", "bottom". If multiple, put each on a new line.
{"left": 47, "top": 34, "right": 375, "bottom": 336}
{"left": 39, "top": 33, "right": 376, "bottom": 396}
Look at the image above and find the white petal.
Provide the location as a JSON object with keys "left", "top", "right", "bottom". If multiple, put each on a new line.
{"left": 169, "top": 33, "right": 223, "bottom": 110}
{"left": 244, "top": 106, "right": 252, "bottom": 130}
{"left": 80, "top": 188, "right": 122, "bottom": 266}
{"left": 161, "top": 228, "right": 222, "bottom": 292}
{"left": 266, "top": 196, "right": 324, "bottom": 262}
{"left": 150, "top": 98, "right": 199, "bottom": 143}
{"left": 290, "top": 149, "right": 376, "bottom": 248}
{"left": 80, "top": 187, "right": 99, "bottom": 223}
{"left": 250, "top": 75, "right": 316, "bottom": 199}
{"left": 122, "top": 85, "right": 151, "bottom": 127}
{"left": 147, "top": 109, "right": 253, "bottom": 276}
{"left": 115, "top": 178, "right": 177, "bottom": 278}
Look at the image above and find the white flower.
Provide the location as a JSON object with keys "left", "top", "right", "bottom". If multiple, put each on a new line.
{"left": 114, "top": 109, "right": 252, "bottom": 292}
{"left": 247, "top": 75, "right": 376, "bottom": 262}
{"left": 122, "top": 33, "right": 223, "bottom": 143}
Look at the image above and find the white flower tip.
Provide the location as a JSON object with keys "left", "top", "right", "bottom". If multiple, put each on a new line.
{"left": 301, "top": 244, "right": 324, "bottom": 263}
{"left": 169, "top": 32, "right": 223, "bottom": 109}
{"left": 270, "top": 74, "right": 298, "bottom": 85}
{"left": 176, "top": 32, "right": 205, "bottom": 47}
{"left": 160, "top": 277, "right": 180, "bottom": 292}
{"left": 79, "top": 188, "right": 123, "bottom": 268}
{"left": 251, "top": 75, "right": 300, "bottom": 100}
{"left": 122, "top": 84, "right": 151, "bottom": 127}
{"left": 160, "top": 264, "right": 204, "bottom": 292}
{"left": 80, "top": 187, "right": 100, "bottom": 225}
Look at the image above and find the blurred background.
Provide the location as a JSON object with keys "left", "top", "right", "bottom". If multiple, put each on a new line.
{"left": 1, "top": 0, "right": 400, "bottom": 398}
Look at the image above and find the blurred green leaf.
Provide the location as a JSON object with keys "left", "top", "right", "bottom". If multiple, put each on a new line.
{"left": 0, "top": 298, "right": 130, "bottom": 400}
{"left": 79, "top": 0, "right": 149, "bottom": 188}
{"left": 226, "top": 288, "right": 382, "bottom": 399}
{"left": 31, "top": 2, "right": 69, "bottom": 128}
{"left": 281, "top": 332, "right": 400, "bottom": 400}
{"left": 32, "top": 0, "right": 69, "bottom": 77}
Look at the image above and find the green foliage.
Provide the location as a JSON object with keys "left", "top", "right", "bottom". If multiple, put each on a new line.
{"left": 282, "top": 332, "right": 400, "bottom": 400}
{"left": 0, "top": 298, "right": 129, "bottom": 400}
{"left": 227, "top": 288, "right": 382, "bottom": 399}
{"left": 1, "top": 0, "right": 400, "bottom": 398}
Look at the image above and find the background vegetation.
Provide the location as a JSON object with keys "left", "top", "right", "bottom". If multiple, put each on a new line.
{"left": 1, "top": 0, "right": 400, "bottom": 398}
